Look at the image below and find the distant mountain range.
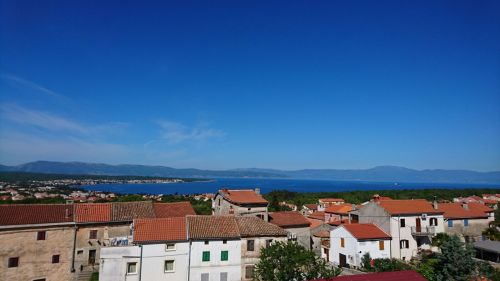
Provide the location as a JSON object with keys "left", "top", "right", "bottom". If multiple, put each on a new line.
{"left": 1, "top": 161, "right": 500, "bottom": 184}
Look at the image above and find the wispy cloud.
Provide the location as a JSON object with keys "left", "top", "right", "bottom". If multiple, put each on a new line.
{"left": 1, "top": 74, "right": 66, "bottom": 99}
{"left": 157, "top": 120, "right": 225, "bottom": 144}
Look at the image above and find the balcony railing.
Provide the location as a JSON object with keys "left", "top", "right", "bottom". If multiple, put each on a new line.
{"left": 411, "top": 226, "right": 436, "bottom": 236}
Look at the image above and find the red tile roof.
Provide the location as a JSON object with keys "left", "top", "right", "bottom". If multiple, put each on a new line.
{"left": 75, "top": 203, "right": 111, "bottom": 223}
{"left": 311, "top": 270, "right": 426, "bottom": 281}
{"left": 307, "top": 218, "right": 324, "bottom": 229}
{"left": 188, "top": 215, "right": 240, "bottom": 239}
{"left": 328, "top": 218, "right": 351, "bottom": 226}
{"left": 304, "top": 204, "right": 318, "bottom": 211}
{"left": 377, "top": 199, "right": 443, "bottom": 215}
{"left": 111, "top": 201, "right": 155, "bottom": 221}
{"left": 319, "top": 198, "right": 344, "bottom": 203}
{"left": 439, "top": 202, "right": 493, "bottom": 219}
{"left": 235, "top": 217, "right": 288, "bottom": 237}
{"left": 342, "top": 223, "right": 391, "bottom": 240}
{"left": 133, "top": 217, "right": 187, "bottom": 243}
{"left": 219, "top": 189, "right": 268, "bottom": 205}
{"left": 325, "top": 204, "right": 354, "bottom": 214}
{"left": 313, "top": 230, "right": 330, "bottom": 238}
{"left": 269, "top": 211, "right": 311, "bottom": 228}
{"left": 0, "top": 204, "right": 74, "bottom": 225}
{"left": 308, "top": 211, "right": 325, "bottom": 220}
{"left": 153, "top": 202, "right": 196, "bottom": 218}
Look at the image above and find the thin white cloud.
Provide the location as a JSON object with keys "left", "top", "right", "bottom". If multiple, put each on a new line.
{"left": 1, "top": 74, "right": 66, "bottom": 99}
{"left": 1, "top": 103, "right": 89, "bottom": 134}
{"left": 157, "top": 120, "right": 225, "bottom": 144}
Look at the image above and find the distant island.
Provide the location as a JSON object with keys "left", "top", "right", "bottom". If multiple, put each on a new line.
{"left": 1, "top": 161, "right": 500, "bottom": 184}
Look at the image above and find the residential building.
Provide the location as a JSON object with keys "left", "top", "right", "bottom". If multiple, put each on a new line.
{"left": 439, "top": 202, "right": 494, "bottom": 242}
{"left": 235, "top": 217, "right": 288, "bottom": 280}
{"left": 0, "top": 204, "right": 76, "bottom": 281}
{"left": 318, "top": 198, "right": 344, "bottom": 211}
{"left": 302, "top": 203, "right": 319, "bottom": 216}
{"left": 213, "top": 189, "right": 269, "bottom": 220}
{"left": 99, "top": 217, "right": 190, "bottom": 281}
{"left": 325, "top": 204, "right": 355, "bottom": 224}
{"left": 269, "top": 211, "right": 312, "bottom": 249}
{"left": 358, "top": 199, "right": 444, "bottom": 261}
{"left": 329, "top": 223, "right": 391, "bottom": 268}
{"left": 188, "top": 216, "right": 242, "bottom": 281}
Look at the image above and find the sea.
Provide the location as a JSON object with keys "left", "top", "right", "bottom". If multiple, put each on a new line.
{"left": 80, "top": 178, "right": 500, "bottom": 195}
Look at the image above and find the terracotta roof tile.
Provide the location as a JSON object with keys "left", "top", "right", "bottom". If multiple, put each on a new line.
{"left": 219, "top": 189, "right": 268, "bottom": 205}
{"left": 269, "top": 211, "right": 311, "bottom": 228}
{"left": 111, "top": 201, "right": 155, "bottom": 221}
{"left": 304, "top": 204, "right": 318, "bottom": 211}
{"left": 153, "top": 202, "right": 196, "bottom": 218}
{"left": 378, "top": 199, "right": 443, "bottom": 215}
{"left": 342, "top": 223, "right": 391, "bottom": 240}
{"left": 133, "top": 217, "right": 187, "bottom": 243}
{"left": 0, "top": 204, "right": 74, "bottom": 225}
{"left": 235, "top": 217, "right": 288, "bottom": 237}
{"left": 439, "top": 202, "right": 493, "bottom": 219}
{"left": 328, "top": 218, "right": 351, "bottom": 226}
{"left": 325, "top": 204, "right": 354, "bottom": 214}
{"left": 319, "top": 198, "right": 344, "bottom": 203}
{"left": 308, "top": 218, "right": 324, "bottom": 229}
{"left": 75, "top": 203, "right": 111, "bottom": 223}
{"left": 314, "top": 230, "right": 330, "bottom": 238}
{"left": 308, "top": 211, "right": 325, "bottom": 220}
{"left": 188, "top": 215, "right": 240, "bottom": 239}
{"left": 311, "top": 270, "right": 426, "bottom": 281}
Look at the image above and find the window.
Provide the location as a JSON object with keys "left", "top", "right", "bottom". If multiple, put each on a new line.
{"left": 430, "top": 218, "right": 438, "bottom": 226}
{"left": 204, "top": 240, "right": 209, "bottom": 245}
{"left": 37, "top": 231, "right": 46, "bottom": 240}
{"left": 247, "top": 240, "right": 255, "bottom": 251}
{"left": 33, "top": 279, "right": 46, "bottom": 281}
{"left": 464, "top": 219, "right": 469, "bottom": 227}
{"left": 245, "top": 265, "right": 255, "bottom": 279}
{"left": 164, "top": 260, "right": 174, "bottom": 272}
{"left": 248, "top": 208, "right": 251, "bottom": 211}
{"left": 448, "top": 220, "right": 454, "bottom": 227}
{"left": 8, "top": 257, "right": 19, "bottom": 268}
{"left": 400, "top": 239, "right": 409, "bottom": 249}
{"left": 221, "top": 250, "right": 229, "bottom": 261}
{"left": 52, "top": 255, "right": 60, "bottom": 264}
{"left": 223, "top": 239, "right": 227, "bottom": 244}
{"left": 201, "top": 273, "right": 209, "bottom": 281}
{"left": 220, "top": 272, "right": 228, "bottom": 281}
{"left": 266, "top": 239, "right": 273, "bottom": 247}
{"left": 202, "top": 251, "right": 210, "bottom": 262}
{"left": 89, "top": 230, "right": 97, "bottom": 239}
{"left": 379, "top": 241, "right": 384, "bottom": 250}
{"left": 165, "top": 243, "right": 175, "bottom": 251}
{"left": 77, "top": 250, "right": 83, "bottom": 255}
{"left": 400, "top": 219, "right": 406, "bottom": 227}
{"left": 127, "top": 262, "right": 137, "bottom": 274}
{"left": 340, "top": 238, "right": 345, "bottom": 248}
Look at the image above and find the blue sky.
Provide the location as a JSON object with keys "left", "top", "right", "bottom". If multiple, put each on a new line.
{"left": 1, "top": 0, "right": 499, "bottom": 171}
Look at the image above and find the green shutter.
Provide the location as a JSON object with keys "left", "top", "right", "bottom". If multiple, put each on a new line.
{"left": 202, "top": 251, "right": 210, "bottom": 262}
{"left": 221, "top": 250, "right": 228, "bottom": 261}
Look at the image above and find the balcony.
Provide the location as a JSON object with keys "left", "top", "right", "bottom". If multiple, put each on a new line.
{"left": 411, "top": 226, "right": 436, "bottom": 236}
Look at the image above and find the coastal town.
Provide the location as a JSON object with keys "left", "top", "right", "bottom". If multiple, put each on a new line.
{"left": 1, "top": 186, "right": 499, "bottom": 281}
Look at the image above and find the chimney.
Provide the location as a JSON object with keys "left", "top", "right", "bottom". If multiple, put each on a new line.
{"left": 373, "top": 194, "right": 380, "bottom": 202}
{"left": 352, "top": 204, "right": 356, "bottom": 211}
{"left": 255, "top": 188, "right": 261, "bottom": 195}
{"left": 462, "top": 202, "right": 469, "bottom": 210}
{"left": 432, "top": 196, "right": 438, "bottom": 210}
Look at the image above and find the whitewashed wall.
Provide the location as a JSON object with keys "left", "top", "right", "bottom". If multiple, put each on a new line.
{"left": 189, "top": 239, "right": 241, "bottom": 281}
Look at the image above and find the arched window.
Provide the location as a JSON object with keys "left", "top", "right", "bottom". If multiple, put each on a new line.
{"left": 429, "top": 218, "right": 438, "bottom": 226}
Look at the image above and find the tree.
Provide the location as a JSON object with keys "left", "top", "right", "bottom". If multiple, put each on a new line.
{"left": 372, "top": 258, "right": 412, "bottom": 272}
{"left": 361, "top": 253, "right": 373, "bottom": 271}
{"left": 435, "top": 235, "right": 476, "bottom": 281}
{"left": 431, "top": 232, "right": 451, "bottom": 248}
{"left": 482, "top": 226, "right": 500, "bottom": 241}
{"left": 254, "top": 241, "right": 341, "bottom": 281}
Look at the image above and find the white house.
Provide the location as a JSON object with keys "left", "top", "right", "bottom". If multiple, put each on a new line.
{"left": 99, "top": 217, "right": 190, "bottom": 281}
{"left": 329, "top": 223, "right": 391, "bottom": 268}
{"left": 188, "top": 216, "right": 242, "bottom": 281}
{"left": 358, "top": 199, "right": 445, "bottom": 261}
